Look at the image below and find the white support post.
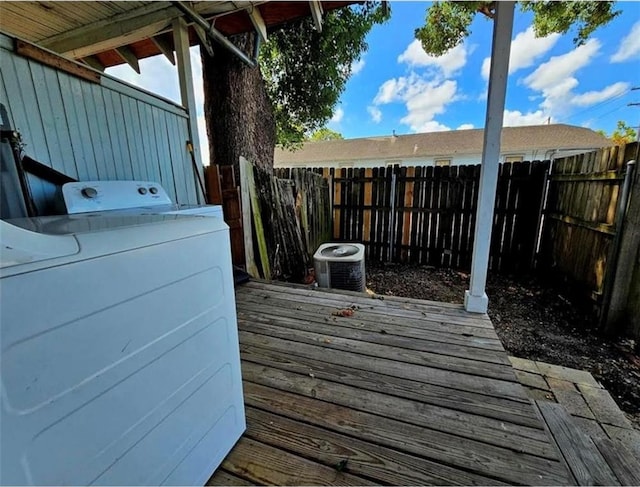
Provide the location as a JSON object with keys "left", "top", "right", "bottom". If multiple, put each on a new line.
{"left": 464, "top": 1, "right": 515, "bottom": 313}
{"left": 172, "top": 16, "right": 205, "bottom": 203}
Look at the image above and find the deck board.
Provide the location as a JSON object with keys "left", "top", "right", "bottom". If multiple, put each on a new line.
{"left": 535, "top": 401, "right": 620, "bottom": 486}
{"left": 236, "top": 293, "right": 502, "bottom": 339}
{"left": 210, "top": 281, "right": 573, "bottom": 485}
{"left": 240, "top": 341, "right": 541, "bottom": 426}
{"left": 237, "top": 299, "right": 505, "bottom": 355}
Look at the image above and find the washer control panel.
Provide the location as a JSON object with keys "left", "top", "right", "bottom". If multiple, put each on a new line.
{"left": 62, "top": 181, "right": 172, "bottom": 214}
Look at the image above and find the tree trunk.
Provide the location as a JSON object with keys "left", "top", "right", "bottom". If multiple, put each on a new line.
{"left": 201, "top": 33, "right": 276, "bottom": 183}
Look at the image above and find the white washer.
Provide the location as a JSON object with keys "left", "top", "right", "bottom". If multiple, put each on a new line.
{"left": 0, "top": 213, "right": 245, "bottom": 485}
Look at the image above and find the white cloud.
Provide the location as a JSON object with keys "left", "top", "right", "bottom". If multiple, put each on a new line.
{"left": 374, "top": 77, "right": 406, "bottom": 104}
{"left": 523, "top": 39, "right": 601, "bottom": 116}
{"left": 503, "top": 109, "right": 548, "bottom": 126}
{"left": 367, "top": 106, "right": 382, "bottom": 123}
{"left": 398, "top": 40, "right": 468, "bottom": 77}
{"left": 107, "top": 55, "right": 180, "bottom": 104}
{"left": 351, "top": 58, "right": 366, "bottom": 75}
{"left": 190, "top": 46, "right": 205, "bottom": 113}
{"left": 611, "top": 21, "right": 640, "bottom": 62}
{"left": 457, "top": 123, "right": 474, "bottom": 130}
{"left": 401, "top": 80, "right": 457, "bottom": 132}
{"left": 197, "top": 115, "right": 210, "bottom": 165}
{"left": 373, "top": 73, "right": 457, "bottom": 133}
{"left": 481, "top": 27, "right": 560, "bottom": 80}
{"left": 411, "top": 120, "right": 451, "bottom": 132}
{"left": 524, "top": 39, "right": 600, "bottom": 92}
{"left": 331, "top": 107, "right": 344, "bottom": 123}
{"left": 480, "top": 58, "right": 491, "bottom": 81}
{"left": 581, "top": 119, "right": 595, "bottom": 129}
{"left": 571, "top": 82, "right": 629, "bottom": 106}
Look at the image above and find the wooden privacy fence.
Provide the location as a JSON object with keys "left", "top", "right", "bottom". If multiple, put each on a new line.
{"left": 320, "top": 162, "right": 549, "bottom": 273}
{"left": 206, "top": 162, "right": 331, "bottom": 281}
{"left": 274, "top": 167, "right": 333, "bottom": 257}
{"left": 539, "top": 143, "right": 639, "bottom": 330}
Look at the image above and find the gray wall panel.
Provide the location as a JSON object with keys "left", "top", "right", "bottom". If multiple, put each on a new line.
{"left": 0, "top": 33, "right": 198, "bottom": 212}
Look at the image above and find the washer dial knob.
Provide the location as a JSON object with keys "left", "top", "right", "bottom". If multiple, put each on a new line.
{"left": 81, "top": 187, "right": 98, "bottom": 199}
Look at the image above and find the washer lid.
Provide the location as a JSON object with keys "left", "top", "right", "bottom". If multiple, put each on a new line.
{"left": 7, "top": 214, "right": 181, "bottom": 235}
{"left": 1, "top": 214, "right": 226, "bottom": 275}
{"left": 0, "top": 220, "right": 79, "bottom": 268}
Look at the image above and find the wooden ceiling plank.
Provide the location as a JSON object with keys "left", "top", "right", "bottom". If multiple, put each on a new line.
{"left": 39, "top": 2, "right": 175, "bottom": 52}
{"left": 114, "top": 45, "right": 141, "bottom": 74}
{"left": 96, "top": 1, "right": 132, "bottom": 15}
{"left": 192, "top": 1, "right": 267, "bottom": 18}
{"left": 1, "top": 4, "right": 73, "bottom": 34}
{"left": 40, "top": 2, "right": 106, "bottom": 27}
{"left": 0, "top": 6, "right": 62, "bottom": 41}
{"left": 150, "top": 35, "right": 176, "bottom": 65}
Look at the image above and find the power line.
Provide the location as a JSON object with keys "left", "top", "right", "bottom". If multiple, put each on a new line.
{"left": 585, "top": 103, "right": 630, "bottom": 123}
{"left": 560, "top": 87, "right": 632, "bottom": 123}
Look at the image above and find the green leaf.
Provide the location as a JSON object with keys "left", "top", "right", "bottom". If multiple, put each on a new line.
{"left": 260, "top": 2, "right": 389, "bottom": 147}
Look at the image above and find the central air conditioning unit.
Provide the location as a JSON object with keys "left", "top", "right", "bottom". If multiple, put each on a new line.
{"left": 313, "top": 243, "right": 366, "bottom": 292}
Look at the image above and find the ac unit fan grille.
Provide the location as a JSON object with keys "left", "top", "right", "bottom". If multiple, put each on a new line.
{"left": 328, "top": 260, "right": 365, "bottom": 292}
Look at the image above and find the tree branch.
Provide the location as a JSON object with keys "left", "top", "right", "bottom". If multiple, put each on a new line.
{"left": 477, "top": 2, "right": 496, "bottom": 19}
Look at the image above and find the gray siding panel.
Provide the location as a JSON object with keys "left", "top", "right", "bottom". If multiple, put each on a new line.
{"left": 58, "top": 74, "right": 88, "bottom": 180}
{"left": 151, "top": 106, "right": 172, "bottom": 196}
{"left": 122, "top": 96, "right": 147, "bottom": 181}
{"left": 0, "top": 33, "right": 198, "bottom": 211}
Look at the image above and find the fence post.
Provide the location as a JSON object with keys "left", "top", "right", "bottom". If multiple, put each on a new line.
{"left": 602, "top": 158, "right": 638, "bottom": 333}
{"left": 389, "top": 170, "right": 397, "bottom": 261}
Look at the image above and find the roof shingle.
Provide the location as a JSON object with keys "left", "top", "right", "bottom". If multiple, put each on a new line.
{"left": 274, "top": 124, "right": 611, "bottom": 165}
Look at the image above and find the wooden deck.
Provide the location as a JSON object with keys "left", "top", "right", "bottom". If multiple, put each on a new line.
{"left": 208, "top": 280, "right": 573, "bottom": 485}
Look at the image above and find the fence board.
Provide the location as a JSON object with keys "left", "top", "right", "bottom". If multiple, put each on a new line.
{"left": 538, "top": 144, "right": 636, "bottom": 317}
{"left": 310, "top": 160, "right": 549, "bottom": 273}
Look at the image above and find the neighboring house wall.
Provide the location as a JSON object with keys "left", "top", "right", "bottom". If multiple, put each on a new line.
{"left": 275, "top": 150, "right": 549, "bottom": 169}
{"left": 0, "top": 32, "right": 198, "bottom": 214}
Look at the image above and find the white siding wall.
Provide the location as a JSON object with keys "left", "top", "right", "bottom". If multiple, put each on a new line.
{"left": 0, "top": 33, "right": 198, "bottom": 214}
{"left": 274, "top": 150, "right": 553, "bottom": 169}
{"left": 274, "top": 149, "right": 556, "bottom": 167}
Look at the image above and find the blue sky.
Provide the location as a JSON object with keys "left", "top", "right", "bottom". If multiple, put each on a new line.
{"left": 107, "top": 1, "right": 640, "bottom": 160}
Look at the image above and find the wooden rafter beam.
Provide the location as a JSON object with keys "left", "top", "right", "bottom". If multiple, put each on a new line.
{"left": 192, "top": 23, "right": 214, "bottom": 57}
{"left": 150, "top": 34, "right": 176, "bottom": 65}
{"left": 247, "top": 5, "right": 267, "bottom": 42}
{"left": 309, "top": 1, "right": 324, "bottom": 32}
{"left": 115, "top": 46, "right": 141, "bottom": 74}
{"left": 39, "top": 3, "right": 176, "bottom": 58}
{"left": 81, "top": 55, "right": 105, "bottom": 72}
{"left": 36, "top": 1, "right": 270, "bottom": 61}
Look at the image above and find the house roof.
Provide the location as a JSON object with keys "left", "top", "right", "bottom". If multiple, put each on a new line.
{"left": 274, "top": 124, "right": 612, "bottom": 165}
{"left": 0, "top": 1, "right": 352, "bottom": 71}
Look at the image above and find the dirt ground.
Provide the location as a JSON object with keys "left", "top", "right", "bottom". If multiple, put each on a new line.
{"left": 365, "top": 262, "right": 640, "bottom": 429}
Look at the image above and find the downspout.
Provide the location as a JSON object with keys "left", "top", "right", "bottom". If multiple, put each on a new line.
{"left": 172, "top": 1, "right": 259, "bottom": 68}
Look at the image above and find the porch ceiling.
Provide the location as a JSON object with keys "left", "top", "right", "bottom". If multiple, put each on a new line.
{"left": 0, "top": 1, "right": 352, "bottom": 71}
